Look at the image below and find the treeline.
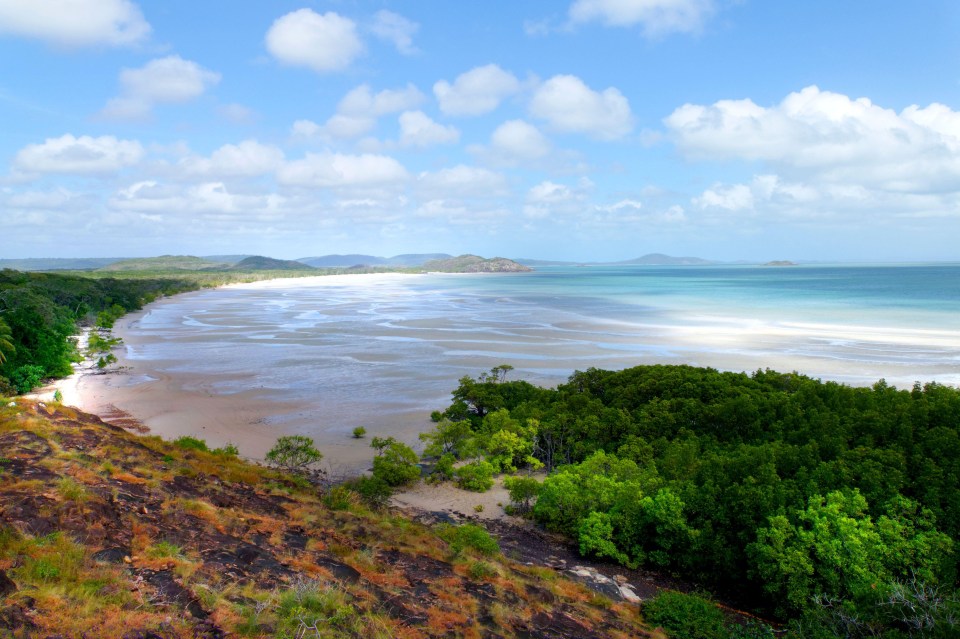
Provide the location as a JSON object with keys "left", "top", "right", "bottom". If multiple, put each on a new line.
{"left": 424, "top": 364, "right": 960, "bottom": 635}
{"left": 0, "top": 269, "right": 198, "bottom": 394}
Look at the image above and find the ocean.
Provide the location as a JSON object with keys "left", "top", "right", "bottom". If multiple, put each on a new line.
{"left": 113, "top": 264, "right": 960, "bottom": 454}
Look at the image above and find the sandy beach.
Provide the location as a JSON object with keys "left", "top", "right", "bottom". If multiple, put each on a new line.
{"left": 31, "top": 267, "right": 960, "bottom": 483}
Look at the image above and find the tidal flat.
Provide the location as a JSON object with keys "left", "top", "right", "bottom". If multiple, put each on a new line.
{"left": 65, "top": 266, "right": 960, "bottom": 472}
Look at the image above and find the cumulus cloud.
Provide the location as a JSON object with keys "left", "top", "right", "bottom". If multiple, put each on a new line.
{"left": 490, "top": 120, "right": 552, "bottom": 160}
{"left": 569, "top": 0, "right": 716, "bottom": 37}
{"left": 370, "top": 10, "right": 418, "bottom": 54}
{"left": 109, "top": 181, "right": 288, "bottom": 220}
{"left": 665, "top": 85, "right": 960, "bottom": 193}
{"left": 14, "top": 134, "right": 143, "bottom": 175}
{"left": 178, "top": 140, "right": 284, "bottom": 178}
{"left": 523, "top": 180, "right": 583, "bottom": 218}
{"left": 266, "top": 9, "right": 363, "bottom": 73}
{"left": 101, "top": 55, "right": 220, "bottom": 120}
{"left": 277, "top": 152, "right": 408, "bottom": 188}
{"left": 303, "top": 83, "right": 425, "bottom": 141}
{"left": 398, "top": 111, "right": 460, "bottom": 147}
{"left": 529, "top": 75, "right": 633, "bottom": 140}
{"left": 0, "top": 0, "right": 150, "bottom": 47}
{"left": 433, "top": 64, "right": 521, "bottom": 116}
{"left": 416, "top": 165, "right": 510, "bottom": 199}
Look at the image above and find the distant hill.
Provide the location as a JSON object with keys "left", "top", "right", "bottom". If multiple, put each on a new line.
{"left": 421, "top": 255, "right": 532, "bottom": 273}
{"left": 0, "top": 257, "right": 125, "bottom": 271}
{"left": 614, "top": 253, "right": 715, "bottom": 266}
{"left": 201, "top": 254, "right": 253, "bottom": 264}
{"left": 298, "top": 253, "right": 452, "bottom": 267}
{"left": 97, "top": 255, "right": 226, "bottom": 271}
{"left": 230, "top": 255, "right": 314, "bottom": 271}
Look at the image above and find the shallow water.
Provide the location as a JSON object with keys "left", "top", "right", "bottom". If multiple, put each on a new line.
{"left": 118, "top": 265, "right": 960, "bottom": 447}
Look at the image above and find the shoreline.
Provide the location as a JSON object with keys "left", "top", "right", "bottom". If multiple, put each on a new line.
{"left": 28, "top": 271, "right": 447, "bottom": 477}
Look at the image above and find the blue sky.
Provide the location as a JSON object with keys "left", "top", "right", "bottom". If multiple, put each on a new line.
{"left": 1, "top": 0, "right": 959, "bottom": 262}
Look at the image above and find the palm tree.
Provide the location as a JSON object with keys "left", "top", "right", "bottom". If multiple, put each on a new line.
{"left": 0, "top": 317, "right": 14, "bottom": 365}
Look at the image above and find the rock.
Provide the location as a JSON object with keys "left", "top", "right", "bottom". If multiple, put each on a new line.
{"left": 618, "top": 584, "right": 642, "bottom": 603}
{"left": 613, "top": 574, "right": 628, "bottom": 584}
{"left": 6, "top": 402, "right": 14, "bottom": 408}
{"left": 93, "top": 547, "right": 129, "bottom": 564}
{"left": 0, "top": 570, "right": 16, "bottom": 597}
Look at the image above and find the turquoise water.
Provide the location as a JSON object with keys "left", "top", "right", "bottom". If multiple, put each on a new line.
{"left": 120, "top": 264, "right": 960, "bottom": 444}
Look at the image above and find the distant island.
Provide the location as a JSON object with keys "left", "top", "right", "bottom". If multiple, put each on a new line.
{"left": 763, "top": 260, "right": 798, "bottom": 267}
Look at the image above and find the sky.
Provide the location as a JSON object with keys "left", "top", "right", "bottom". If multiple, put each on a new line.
{"left": 1, "top": 1, "right": 959, "bottom": 263}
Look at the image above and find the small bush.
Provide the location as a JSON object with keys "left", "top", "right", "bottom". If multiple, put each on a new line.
{"left": 266, "top": 435, "right": 323, "bottom": 474}
{"left": 438, "top": 523, "right": 500, "bottom": 557}
{"left": 642, "top": 591, "right": 726, "bottom": 639}
{"left": 503, "top": 475, "right": 540, "bottom": 513}
{"left": 455, "top": 460, "right": 494, "bottom": 492}
{"left": 11, "top": 365, "right": 45, "bottom": 394}
{"left": 212, "top": 442, "right": 239, "bottom": 457}
{"left": 371, "top": 441, "right": 420, "bottom": 487}
{"left": 352, "top": 426, "right": 367, "bottom": 439}
{"left": 468, "top": 560, "right": 496, "bottom": 580}
{"left": 324, "top": 485, "right": 360, "bottom": 511}
{"left": 431, "top": 453, "right": 456, "bottom": 482}
{"left": 173, "top": 435, "right": 209, "bottom": 452}
{"left": 344, "top": 475, "right": 393, "bottom": 509}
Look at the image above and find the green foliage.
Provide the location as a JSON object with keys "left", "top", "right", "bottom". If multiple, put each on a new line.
{"left": 53, "top": 389, "right": 63, "bottom": 403}
{"left": 95, "top": 353, "right": 118, "bottom": 369}
{"left": 455, "top": 460, "right": 495, "bottom": 492}
{"left": 343, "top": 475, "right": 393, "bottom": 509}
{"left": 503, "top": 475, "right": 540, "bottom": 514}
{"left": 431, "top": 453, "right": 456, "bottom": 481}
{"left": 438, "top": 523, "right": 500, "bottom": 556}
{"left": 371, "top": 440, "right": 420, "bottom": 486}
{"left": 212, "top": 442, "right": 239, "bottom": 457}
{"left": 266, "top": 435, "right": 323, "bottom": 474}
{"left": 642, "top": 591, "right": 726, "bottom": 639}
{"left": 173, "top": 435, "right": 209, "bottom": 452}
{"left": 419, "top": 417, "right": 473, "bottom": 457}
{"left": 434, "top": 364, "right": 960, "bottom": 622}
{"left": 10, "top": 364, "right": 45, "bottom": 393}
{"left": 0, "top": 269, "right": 199, "bottom": 393}
{"left": 352, "top": 426, "right": 367, "bottom": 439}
{"left": 0, "top": 317, "right": 14, "bottom": 365}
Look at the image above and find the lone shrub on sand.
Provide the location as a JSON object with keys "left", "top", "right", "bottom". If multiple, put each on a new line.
{"left": 352, "top": 426, "right": 367, "bottom": 439}
{"left": 266, "top": 435, "right": 323, "bottom": 474}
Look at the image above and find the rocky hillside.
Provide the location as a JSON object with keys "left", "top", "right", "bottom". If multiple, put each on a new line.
{"left": 0, "top": 400, "right": 659, "bottom": 638}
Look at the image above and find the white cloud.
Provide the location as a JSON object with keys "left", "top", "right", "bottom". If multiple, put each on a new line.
{"left": 415, "top": 199, "right": 510, "bottom": 225}
{"left": 665, "top": 86, "right": 960, "bottom": 193}
{"left": 569, "top": 0, "right": 716, "bottom": 37}
{"left": 5, "top": 188, "right": 82, "bottom": 210}
{"left": 218, "top": 103, "right": 255, "bottom": 124}
{"left": 370, "top": 10, "right": 419, "bottom": 54}
{"left": 693, "top": 183, "right": 754, "bottom": 211}
{"left": 529, "top": 75, "right": 633, "bottom": 140}
{"left": 101, "top": 55, "right": 220, "bottom": 119}
{"left": 490, "top": 120, "right": 552, "bottom": 160}
{"left": 179, "top": 140, "right": 284, "bottom": 178}
{"left": 278, "top": 152, "right": 408, "bottom": 188}
{"left": 109, "top": 180, "right": 286, "bottom": 217}
{"left": 416, "top": 165, "right": 510, "bottom": 199}
{"left": 14, "top": 134, "right": 143, "bottom": 175}
{"left": 0, "top": 0, "right": 150, "bottom": 47}
{"left": 266, "top": 9, "right": 363, "bottom": 73}
{"left": 433, "top": 64, "right": 521, "bottom": 116}
{"left": 398, "top": 111, "right": 459, "bottom": 147}
{"left": 306, "top": 83, "right": 425, "bottom": 141}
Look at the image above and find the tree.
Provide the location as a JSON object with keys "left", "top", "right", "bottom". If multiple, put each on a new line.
{"left": 352, "top": 426, "right": 367, "bottom": 439}
{"left": 503, "top": 475, "right": 541, "bottom": 514}
{"left": 265, "top": 435, "right": 323, "bottom": 474}
{"left": 0, "top": 317, "right": 14, "bottom": 365}
{"left": 371, "top": 440, "right": 420, "bottom": 486}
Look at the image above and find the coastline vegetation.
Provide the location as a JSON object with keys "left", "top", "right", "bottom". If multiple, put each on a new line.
{"left": 421, "top": 364, "right": 960, "bottom": 636}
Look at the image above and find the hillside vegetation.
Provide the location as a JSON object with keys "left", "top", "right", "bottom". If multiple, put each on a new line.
{"left": 422, "top": 255, "right": 532, "bottom": 273}
{"left": 423, "top": 365, "right": 960, "bottom": 636}
{"left": 0, "top": 400, "right": 659, "bottom": 638}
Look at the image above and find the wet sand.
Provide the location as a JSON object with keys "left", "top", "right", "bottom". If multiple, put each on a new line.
{"left": 36, "top": 271, "right": 960, "bottom": 477}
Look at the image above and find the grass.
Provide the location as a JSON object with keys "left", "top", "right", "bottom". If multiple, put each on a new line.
{"left": 0, "top": 400, "right": 660, "bottom": 638}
